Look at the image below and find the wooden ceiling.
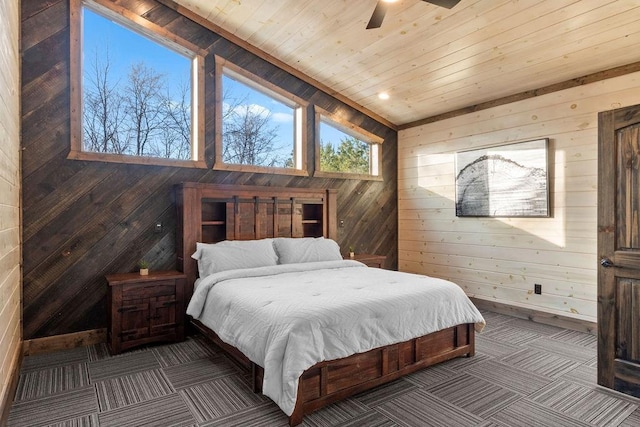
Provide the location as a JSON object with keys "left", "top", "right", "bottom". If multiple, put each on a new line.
{"left": 171, "top": 0, "right": 640, "bottom": 127}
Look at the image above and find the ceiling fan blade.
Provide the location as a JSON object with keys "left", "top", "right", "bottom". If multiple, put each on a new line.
{"left": 366, "top": 1, "right": 388, "bottom": 29}
{"left": 422, "top": 0, "right": 462, "bottom": 9}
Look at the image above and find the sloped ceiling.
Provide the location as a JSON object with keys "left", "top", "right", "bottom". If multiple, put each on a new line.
{"left": 171, "top": 0, "right": 640, "bottom": 126}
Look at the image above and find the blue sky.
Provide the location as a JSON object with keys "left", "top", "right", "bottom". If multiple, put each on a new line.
{"left": 83, "top": 7, "right": 354, "bottom": 160}
{"left": 83, "top": 8, "right": 190, "bottom": 94}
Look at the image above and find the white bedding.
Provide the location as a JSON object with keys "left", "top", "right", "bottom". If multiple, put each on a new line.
{"left": 186, "top": 260, "right": 485, "bottom": 416}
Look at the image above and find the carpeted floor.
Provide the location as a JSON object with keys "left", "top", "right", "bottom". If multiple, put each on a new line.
{"left": 7, "top": 310, "right": 640, "bottom": 426}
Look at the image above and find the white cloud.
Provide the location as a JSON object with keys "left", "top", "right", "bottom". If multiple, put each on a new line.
{"left": 272, "top": 112, "right": 293, "bottom": 123}
{"left": 222, "top": 102, "right": 294, "bottom": 126}
{"left": 223, "top": 102, "right": 272, "bottom": 118}
{"left": 245, "top": 103, "right": 270, "bottom": 117}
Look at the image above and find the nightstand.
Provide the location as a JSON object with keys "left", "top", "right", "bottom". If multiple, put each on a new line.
{"left": 346, "top": 253, "right": 387, "bottom": 269}
{"left": 106, "top": 270, "right": 186, "bottom": 354}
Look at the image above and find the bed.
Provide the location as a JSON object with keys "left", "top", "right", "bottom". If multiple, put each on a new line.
{"left": 175, "top": 183, "right": 485, "bottom": 426}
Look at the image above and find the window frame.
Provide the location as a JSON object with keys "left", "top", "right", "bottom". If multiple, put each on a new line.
{"left": 69, "top": 0, "right": 206, "bottom": 168}
{"left": 314, "top": 106, "right": 383, "bottom": 181}
{"left": 214, "top": 56, "right": 309, "bottom": 176}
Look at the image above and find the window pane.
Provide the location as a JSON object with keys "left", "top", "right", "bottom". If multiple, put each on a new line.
{"left": 319, "top": 120, "right": 371, "bottom": 175}
{"left": 82, "top": 8, "right": 193, "bottom": 160}
{"left": 222, "top": 73, "right": 295, "bottom": 168}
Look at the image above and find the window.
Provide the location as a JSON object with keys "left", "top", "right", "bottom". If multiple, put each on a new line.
{"left": 70, "top": 0, "right": 204, "bottom": 166}
{"left": 316, "top": 108, "right": 383, "bottom": 179}
{"left": 70, "top": 1, "right": 383, "bottom": 176}
{"left": 215, "top": 58, "right": 307, "bottom": 174}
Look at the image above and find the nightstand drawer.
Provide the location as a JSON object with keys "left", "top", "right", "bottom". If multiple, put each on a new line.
{"left": 117, "top": 296, "right": 176, "bottom": 313}
{"left": 122, "top": 281, "right": 177, "bottom": 299}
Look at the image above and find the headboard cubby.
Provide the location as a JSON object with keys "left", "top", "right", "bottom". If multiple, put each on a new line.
{"left": 175, "top": 183, "right": 338, "bottom": 296}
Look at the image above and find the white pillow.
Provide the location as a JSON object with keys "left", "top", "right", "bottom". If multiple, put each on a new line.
{"left": 273, "top": 237, "right": 343, "bottom": 264}
{"left": 192, "top": 239, "right": 278, "bottom": 277}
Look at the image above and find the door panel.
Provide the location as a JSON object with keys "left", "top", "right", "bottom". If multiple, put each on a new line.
{"left": 120, "top": 298, "right": 150, "bottom": 342}
{"left": 616, "top": 279, "right": 640, "bottom": 362}
{"left": 616, "top": 126, "right": 640, "bottom": 250}
{"left": 598, "top": 104, "right": 640, "bottom": 397}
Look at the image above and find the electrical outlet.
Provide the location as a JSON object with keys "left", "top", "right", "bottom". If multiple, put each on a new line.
{"left": 154, "top": 222, "right": 163, "bottom": 233}
{"left": 339, "top": 219, "right": 345, "bottom": 228}
{"left": 534, "top": 284, "right": 542, "bottom": 295}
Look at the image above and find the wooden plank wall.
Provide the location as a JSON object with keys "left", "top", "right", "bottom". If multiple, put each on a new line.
{"left": 0, "top": 0, "right": 22, "bottom": 414}
{"left": 20, "top": 0, "right": 397, "bottom": 340}
{"left": 398, "top": 71, "right": 640, "bottom": 323}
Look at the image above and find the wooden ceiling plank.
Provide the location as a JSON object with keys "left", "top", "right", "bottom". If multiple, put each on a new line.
{"left": 386, "top": 15, "right": 640, "bottom": 121}
{"left": 203, "top": 0, "right": 244, "bottom": 28}
{"left": 343, "top": 0, "right": 618, "bottom": 107}
{"left": 243, "top": 2, "right": 303, "bottom": 47}
{"left": 300, "top": 0, "right": 489, "bottom": 98}
{"left": 400, "top": 69, "right": 640, "bottom": 135}
{"left": 266, "top": 0, "right": 354, "bottom": 63}
{"left": 409, "top": 27, "right": 640, "bottom": 115}
{"left": 246, "top": 1, "right": 338, "bottom": 53}
{"left": 213, "top": 0, "right": 277, "bottom": 35}
{"left": 321, "top": 0, "right": 512, "bottom": 92}
{"left": 334, "top": 0, "right": 578, "bottom": 97}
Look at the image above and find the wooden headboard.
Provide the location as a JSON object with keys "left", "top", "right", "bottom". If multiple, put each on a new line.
{"left": 175, "top": 183, "right": 338, "bottom": 296}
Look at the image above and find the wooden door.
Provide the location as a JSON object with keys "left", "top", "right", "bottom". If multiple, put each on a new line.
{"left": 598, "top": 104, "right": 640, "bottom": 397}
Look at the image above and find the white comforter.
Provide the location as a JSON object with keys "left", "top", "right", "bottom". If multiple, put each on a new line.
{"left": 186, "top": 260, "right": 485, "bottom": 416}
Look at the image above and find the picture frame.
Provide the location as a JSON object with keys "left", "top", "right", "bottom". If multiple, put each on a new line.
{"left": 454, "top": 138, "right": 550, "bottom": 217}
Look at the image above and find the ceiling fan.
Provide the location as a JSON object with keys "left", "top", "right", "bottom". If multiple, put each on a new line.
{"left": 366, "top": 0, "right": 461, "bottom": 29}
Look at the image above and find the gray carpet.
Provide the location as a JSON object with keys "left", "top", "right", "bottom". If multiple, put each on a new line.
{"left": 7, "top": 310, "right": 640, "bottom": 426}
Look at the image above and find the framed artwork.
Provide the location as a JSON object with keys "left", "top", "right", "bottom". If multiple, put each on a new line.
{"left": 455, "top": 138, "right": 550, "bottom": 217}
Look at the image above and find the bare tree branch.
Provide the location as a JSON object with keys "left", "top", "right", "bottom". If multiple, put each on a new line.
{"left": 83, "top": 47, "right": 126, "bottom": 154}
{"left": 222, "top": 89, "right": 286, "bottom": 167}
{"left": 122, "top": 62, "right": 164, "bottom": 156}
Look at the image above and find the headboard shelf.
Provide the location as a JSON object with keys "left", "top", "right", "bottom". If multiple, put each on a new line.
{"left": 175, "top": 183, "right": 338, "bottom": 296}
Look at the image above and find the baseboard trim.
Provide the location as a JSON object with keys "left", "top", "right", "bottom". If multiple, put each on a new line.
{"left": 471, "top": 298, "right": 597, "bottom": 335}
{"left": 0, "top": 341, "right": 23, "bottom": 426}
{"left": 22, "top": 328, "right": 107, "bottom": 356}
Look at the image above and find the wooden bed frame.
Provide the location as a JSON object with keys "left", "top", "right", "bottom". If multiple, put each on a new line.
{"left": 175, "top": 182, "right": 475, "bottom": 426}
